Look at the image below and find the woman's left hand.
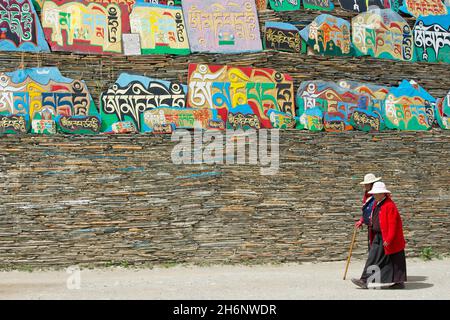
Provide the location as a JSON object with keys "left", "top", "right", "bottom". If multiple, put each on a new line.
{"left": 383, "top": 241, "right": 389, "bottom": 247}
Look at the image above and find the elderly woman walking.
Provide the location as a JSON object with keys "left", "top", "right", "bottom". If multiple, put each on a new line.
{"left": 352, "top": 182, "right": 407, "bottom": 289}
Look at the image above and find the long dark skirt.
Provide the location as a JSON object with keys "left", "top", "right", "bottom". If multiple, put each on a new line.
{"left": 360, "top": 233, "right": 407, "bottom": 284}
{"left": 366, "top": 227, "right": 370, "bottom": 252}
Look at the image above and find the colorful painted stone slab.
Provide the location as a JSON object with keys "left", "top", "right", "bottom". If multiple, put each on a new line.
{"left": 100, "top": 73, "right": 187, "bottom": 133}
{"left": 295, "top": 107, "right": 324, "bottom": 131}
{"left": 303, "top": 0, "right": 334, "bottom": 11}
{"left": 264, "top": 22, "right": 303, "bottom": 53}
{"left": 339, "top": 0, "right": 391, "bottom": 12}
{"left": 226, "top": 104, "right": 261, "bottom": 130}
{"left": 400, "top": 0, "right": 448, "bottom": 18}
{"left": 352, "top": 7, "right": 414, "bottom": 61}
{"left": 414, "top": 14, "right": 450, "bottom": 63}
{"left": 406, "top": 80, "right": 439, "bottom": 128}
{"left": 324, "top": 112, "right": 354, "bottom": 132}
{"left": 41, "top": 0, "right": 131, "bottom": 54}
{"left": 56, "top": 115, "right": 101, "bottom": 134}
{"left": 143, "top": 106, "right": 223, "bottom": 132}
{"left": 435, "top": 90, "right": 450, "bottom": 129}
{"left": 384, "top": 80, "right": 436, "bottom": 130}
{"left": 130, "top": 2, "right": 190, "bottom": 55}
{"left": 267, "top": 109, "right": 296, "bottom": 129}
{"left": 296, "top": 81, "right": 325, "bottom": 131}
{"left": 32, "top": 118, "right": 56, "bottom": 134}
{"left": 182, "top": 0, "right": 262, "bottom": 54}
{"left": 268, "top": 0, "right": 301, "bottom": 11}
{"left": 338, "top": 80, "right": 389, "bottom": 131}
{"left": 296, "top": 80, "right": 370, "bottom": 132}
{"left": 299, "top": 14, "right": 353, "bottom": 56}
{"left": 350, "top": 108, "right": 385, "bottom": 132}
{"left": 337, "top": 80, "right": 389, "bottom": 112}
{"left": 187, "top": 64, "right": 295, "bottom": 129}
{"left": 111, "top": 121, "right": 137, "bottom": 133}
{"left": 0, "top": 0, "right": 50, "bottom": 52}
{"left": 0, "top": 67, "right": 98, "bottom": 134}
{"left": 0, "top": 114, "right": 29, "bottom": 133}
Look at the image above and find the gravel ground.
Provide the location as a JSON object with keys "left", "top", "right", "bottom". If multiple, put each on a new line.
{"left": 0, "top": 258, "right": 449, "bottom": 300}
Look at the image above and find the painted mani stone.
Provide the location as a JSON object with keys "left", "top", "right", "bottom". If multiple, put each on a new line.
{"left": 144, "top": 106, "right": 223, "bottom": 132}
{"left": 400, "top": 0, "right": 448, "bottom": 18}
{"left": 338, "top": 80, "right": 389, "bottom": 132}
{"left": 352, "top": 7, "right": 414, "bottom": 62}
{"left": 384, "top": 80, "right": 437, "bottom": 130}
{"left": 267, "top": 109, "right": 296, "bottom": 129}
{"left": 296, "top": 78, "right": 443, "bottom": 132}
{"left": 414, "top": 14, "right": 450, "bottom": 63}
{"left": 296, "top": 80, "right": 387, "bottom": 132}
{"left": 129, "top": 2, "right": 190, "bottom": 55}
{"left": 182, "top": 0, "right": 262, "bottom": 54}
{"left": 56, "top": 115, "right": 101, "bottom": 134}
{"left": 187, "top": 64, "right": 295, "bottom": 129}
{"left": 0, "top": 0, "right": 50, "bottom": 52}
{"left": 0, "top": 114, "right": 29, "bottom": 133}
{"left": 264, "top": 21, "right": 305, "bottom": 54}
{"left": 297, "top": 81, "right": 366, "bottom": 132}
{"left": 300, "top": 14, "right": 354, "bottom": 56}
{"left": 0, "top": 67, "right": 98, "bottom": 134}
{"left": 41, "top": 0, "right": 131, "bottom": 54}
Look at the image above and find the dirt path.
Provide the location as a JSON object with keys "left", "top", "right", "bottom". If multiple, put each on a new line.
{"left": 0, "top": 258, "right": 449, "bottom": 300}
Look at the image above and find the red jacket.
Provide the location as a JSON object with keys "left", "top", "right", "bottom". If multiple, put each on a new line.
{"left": 369, "top": 196, "right": 406, "bottom": 255}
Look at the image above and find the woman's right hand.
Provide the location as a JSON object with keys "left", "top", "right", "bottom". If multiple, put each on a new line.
{"left": 355, "top": 220, "right": 363, "bottom": 229}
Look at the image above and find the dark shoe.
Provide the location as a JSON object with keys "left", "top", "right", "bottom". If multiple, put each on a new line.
{"left": 351, "top": 278, "right": 368, "bottom": 289}
{"left": 389, "top": 283, "right": 405, "bottom": 289}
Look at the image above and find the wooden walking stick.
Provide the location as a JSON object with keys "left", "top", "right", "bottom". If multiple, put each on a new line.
{"left": 343, "top": 226, "right": 358, "bottom": 280}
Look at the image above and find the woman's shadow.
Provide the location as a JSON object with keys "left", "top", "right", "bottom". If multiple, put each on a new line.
{"left": 404, "top": 276, "right": 434, "bottom": 290}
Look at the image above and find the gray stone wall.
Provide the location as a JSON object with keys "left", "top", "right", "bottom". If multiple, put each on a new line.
{"left": 0, "top": 131, "right": 449, "bottom": 268}
{"left": 1, "top": 6, "right": 449, "bottom": 269}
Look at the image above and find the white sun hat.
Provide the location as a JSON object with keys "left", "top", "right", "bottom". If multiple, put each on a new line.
{"left": 368, "top": 182, "right": 391, "bottom": 194}
{"left": 360, "top": 173, "right": 382, "bottom": 185}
